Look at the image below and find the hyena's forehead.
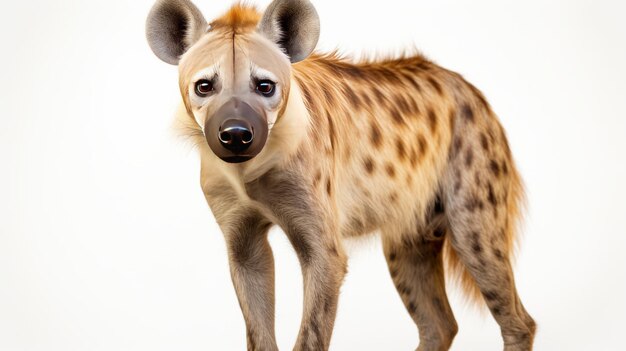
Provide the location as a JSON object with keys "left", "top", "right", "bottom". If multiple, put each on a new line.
{"left": 178, "top": 5, "right": 291, "bottom": 87}
{"left": 181, "top": 32, "right": 289, "bottom": 78}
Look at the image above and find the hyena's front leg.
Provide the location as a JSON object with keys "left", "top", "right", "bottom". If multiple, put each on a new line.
{"left": 285, "top": 219, "right": 347, "bottom": 351}
{"left": 246, "top": 171, "right": 348, "bottom": 351}
{"left": 220, "top": 210, "right": 277, "bottom": 351}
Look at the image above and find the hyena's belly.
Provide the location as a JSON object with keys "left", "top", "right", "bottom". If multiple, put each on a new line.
{"left": 336, "top": 147, "right": 447, "bottom": 237}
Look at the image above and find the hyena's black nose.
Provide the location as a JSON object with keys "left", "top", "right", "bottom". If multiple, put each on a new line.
{"left": 218, "top": 119, "right": 254, "bottom": 153}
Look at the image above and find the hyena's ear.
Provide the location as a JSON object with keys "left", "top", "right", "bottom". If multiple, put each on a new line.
{"left": 258, "top": 0, "right": 320, "bottom": 63}
{"left": 146, "top": 0, "right": 208, "bottom": 65}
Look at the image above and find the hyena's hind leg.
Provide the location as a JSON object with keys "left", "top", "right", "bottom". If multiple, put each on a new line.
{"left": 382, "top": 203, "right": 458, "bottom": 351}
{"left": 444, "top": 107, "right": 536, "bottom": 350}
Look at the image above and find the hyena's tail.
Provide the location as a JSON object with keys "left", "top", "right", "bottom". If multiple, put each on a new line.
{"left": 442, "top": 161, "right": 526, "bottom": 307}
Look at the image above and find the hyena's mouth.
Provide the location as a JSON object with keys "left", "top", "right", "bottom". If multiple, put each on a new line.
{"left": 204, "top": 98, "right": 268, "bottom": 163}
{"left": 221, "top": 155, "right": 254, "bottom": 163}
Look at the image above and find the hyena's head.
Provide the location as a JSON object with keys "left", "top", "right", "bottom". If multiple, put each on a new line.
{"left": 146, "top": 0, "right": 319, "bottom": 163}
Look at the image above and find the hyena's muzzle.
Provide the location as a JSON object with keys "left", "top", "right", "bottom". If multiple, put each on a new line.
{"left": 204, "top": 98, "right": 269, "bottom": 163}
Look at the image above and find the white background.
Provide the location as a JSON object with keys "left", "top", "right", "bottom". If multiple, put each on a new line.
{"left": 1, "top": 0, "right": 625, "bottom": 350}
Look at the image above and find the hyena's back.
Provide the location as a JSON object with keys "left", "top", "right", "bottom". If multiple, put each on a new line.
{"left": 293, "top": 53, "right": 527, "bottom": 306}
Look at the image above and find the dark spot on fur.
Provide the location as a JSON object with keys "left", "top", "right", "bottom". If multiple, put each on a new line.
{"left": 472, "top": 242, "right": 483, "bottom": 253}
{"left": 490, "top": 159, "right": 501, "bottom": 177}
{"left": 326, "top": 179, "right": 332, "bottom": 196}
{"left": 364, "top": 157, "right": 376, "bottom": 174}
{"left": 492, "top": 305, "right": 502, "bottom": 316}
{"left": 408, "top": 302, "right": 417, "bottom": 314}
{"left": 502, "top": 159, "right": 509, "bottom": 175}
{"left": 343, "top": 86, "right": 361, "bottom": 107}
{"left": 370, "top": 123, "right": 382, "bottom": 148}
{"left": 385, "top": 163, "right": 396, "bottom": 178}
{"left": 376, "top": 89, "right": 390, "bottom": 107}
{"left": 412, "top": 60, "right": 432, "bottom": 72}
{"left": 487, "top": 184, "right": 497, "bottom": 206}
{"left": 389, "top": 251, "right": 397, "bottom": 261}
{"left": 396, "top": 140, "right": 408, "bottom": 160}
{"left": 427, "top": 77, "right": 443, "bottom": 96}
{"left": 494, "top": 248, "right": 505, "bottom": 261}
{"left": 389, "top": 192, "right": 398, "bottom": 202}
{"left": 395, "top": 94, "right": 411, "bottom": 114}
{"left": 392, "top": 110, "right": 405, "bottom": 125}
{"left": 390, "top": 267, "right": 399, "bottom": 278}
{"left": 480, "top": 132, "right": 489, "bottom": 151}
{"left": 484, "top": 290, "right": 499, "bottom": 301}
{"left": 462, "top": 104, "right": 474, "bottom": 122}
{"left": 397, "top": 282, "right": 412, "bottom": 296}
{"left": 427, "top": 108, "right": 438, "bottom": 132}
{"left": 465, "top": 148, "right": 474, "bottom": 167}
{"left": 349, "top": 216, "right": 364, "bottom": 233}
{"left": 402, "top": 71, "right": 423, "bottom": 93}
{"left": 378, "top": 68, "right": 403, "bottom": 85}
{"left": 465, "top": 196, "right": 484, "bottom": 212}
{"left": 472, "top": 232, "right": 484, "bottom": 254}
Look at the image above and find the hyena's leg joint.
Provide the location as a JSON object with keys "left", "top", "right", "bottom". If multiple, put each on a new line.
{"left": 221, "top": 210, "right": 278, "bottom": 351}
{"left": 383, "top": 222, "right": 458, "bottom": 351}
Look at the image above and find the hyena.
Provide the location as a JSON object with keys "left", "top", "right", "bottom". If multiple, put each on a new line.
{"left": 146, "top": 0, "right": 536, "bottom": 350}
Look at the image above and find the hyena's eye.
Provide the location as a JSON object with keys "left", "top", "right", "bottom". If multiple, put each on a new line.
{"left": 195, "top": 79, "right": 214, "bottom": 97}
{"left": 255, "top": 80, "right": 276, "bottom": 97}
